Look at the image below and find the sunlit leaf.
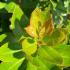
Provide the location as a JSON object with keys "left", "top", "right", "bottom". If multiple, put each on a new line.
{"left": 0, "top": 58, "right": 25, "bottom": 70}
{"left": 22, "top": 38, "right": 37, "bottom": 55}
{"left": 0, "top": 1, "right": 70, "bottom": 70}
{"left": 0, "top": 2, "right": 6, "bottom": 9}
{"left": 27, "top": 61, "right": 37, "bottom": 70}
{"left": 0, "top": 34, "right": 7, "bottom": 42}
{"left": 27, "top": 55, "right": 62, "bottom": 70}
{"left": 5, "top": 2, "right": 24, "bottom": 29}
{"left": 38, "top": 45, "right": 63, "bottom": 65}
{"left": 0, "top": 42, "right": 24, "bottom": 62}
{"left": 25, "top": 7, "right": 54, "bottom": 38}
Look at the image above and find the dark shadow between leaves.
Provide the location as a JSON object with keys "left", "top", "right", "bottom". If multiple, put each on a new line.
{"left": 0, "top": 8, "right": 12, "bottom": 46}
{"left": 8, "top": 42, "right": 22, "bottom": 50}
{"left": 63, "top": 67, "right": 70, "bottom": 70}
{"left": 27, "top": 38, "right": 35, "bottom": 44}
{"left": 18, "top": 0, "right": 39, "bottom": 17}
{"left": 12, "top": 18, "right": 29, "bottom": 41}
{"left": 0, "top": 60, "right": 2, "bottom": 64}
{"left": 55, "top": 0, "right": 67, "bottom": 14}
{"left": 18, "top": 15, "right": 30, "bottom": 37}
{"left": 0, "top": 9, "right": 12, "bottom": 33}
{"left": 50, "top": 65, "right": 62, "bottom": 70}
{"left": 13, "top": 51, "right": 25, "bottom": 59}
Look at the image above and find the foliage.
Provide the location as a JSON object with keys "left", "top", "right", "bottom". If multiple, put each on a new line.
{"left": 0, "top": 0, "right": 70, "bottom": 70}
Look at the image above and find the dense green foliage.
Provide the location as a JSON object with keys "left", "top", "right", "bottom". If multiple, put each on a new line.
{"left": 0, "top": 0, "right": 70, "bottom": 70}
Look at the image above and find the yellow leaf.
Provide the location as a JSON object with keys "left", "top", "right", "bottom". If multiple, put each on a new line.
{"left": 22, "top": 38, "right": 37, "bottom": 55}
{"left": 39, "top": 17, "right": 54, "bottom": 38}
{"left": 25, "top": 7, "right": 54, "bottom": 38}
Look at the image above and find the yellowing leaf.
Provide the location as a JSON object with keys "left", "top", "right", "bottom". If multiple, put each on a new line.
{"left": 22, "top": 38, "right": 37, "bottom": 55}
{"left": 39, "top": 17, "right": 54, "bottom": 38}
{"left": 43, "top": 28, "right": 67, "bottom": 46}
{"left": 25, "top": 8, "right": 41, "bottom": 38}
{"left": 25, "top": 7, "right": 54, "bottom": 38}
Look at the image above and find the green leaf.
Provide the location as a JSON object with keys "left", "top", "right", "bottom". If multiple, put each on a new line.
{"left": 67, "top": 20, "right": 70, "bottom": 34}
{"left": 0, "top": 34, "right": 7, "bottom": 42}
{"left": 54, "top": 45, "right": 70, "bottom": 66}
{"left": 27, "top": 61, "right": 37, "bottom": 70}
{"left": 38, "top": 45, "right": 63, "bottom": 65}
{"left": 27, "top": 55, "right": 62, "bottom": 70}
{"left": 0, "top": 58, "right": 25, "bottom": 70}
{"left": 0, "top": 1, "right": 70, "bottom": 70}
{"left": 0, "top": 42, "right": 24, "bottom": 62}
{"left": 27, "top": 61, "right": 49, "bottom": 70}
{"left": 5, "top": 2, "right": 24, "bottom": 29}
{"left": 0, "top": 2, "right": 6, "bottom": 9}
